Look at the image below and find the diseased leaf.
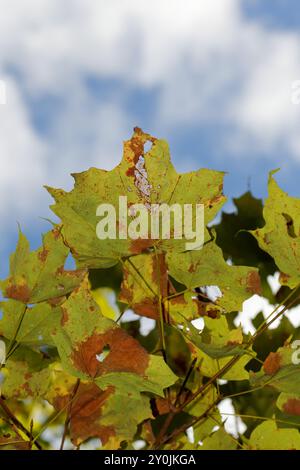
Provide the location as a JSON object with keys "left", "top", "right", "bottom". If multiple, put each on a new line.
{"left": 0, "top": 228, "right": 86, "bottom": 304}
{"left": 183, "top": 317, "right": 252, "bottom": 381}
{"left": 181, "top": 316, "right": 248, "bottom": 359}
{"left": 252, "top": 171, "right": 300, "bottom": 288}
{"left": 0, "top": 300, "right": 61, "bottom": 346}
{"left": 2, "top": 348, "right": 51, "bottom": 399}
{"left": 52, "top": 277, "right": 176, "bottom": 397}
{"left": 277, "top": 392, "right": 300, "bottom": 417}
{"left": 47, "top": 128, "right": 226, "bottom": 268}
{"left": 167, "top": 238, "right": 261, "bottom": 313}
{"left": 48, "top": 376, "right": 152, "bottom": 448}
{"left": 214, "top": 191, "right": 276, "bottom": 301}
{"left": 250, "top": 345, "right": 300, "bottom": 394}
{"left": 249, "top": 420, "right": 300, "bottom": 450}
{"left": 119, "top": 253, "right": 168, "bottom": 320}
{"left": 1, "top": 129, "right": 300, "bottom": 450}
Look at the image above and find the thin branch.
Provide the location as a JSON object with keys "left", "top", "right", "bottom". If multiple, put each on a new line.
{"left": 60, "top": 379, "right": 81, "bottom": 450}
{"left": 0, "top": 396, "right": 43, "bottom": 450}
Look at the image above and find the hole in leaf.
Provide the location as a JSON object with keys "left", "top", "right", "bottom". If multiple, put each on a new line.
{"left": 96, "top": 345, "right": 110, "bottom": 363}
{"left": 282, "top": 212, "right": 297, "bottom": 238}
{"left": 144, "top": 141, "right": 152, "bottom": 153}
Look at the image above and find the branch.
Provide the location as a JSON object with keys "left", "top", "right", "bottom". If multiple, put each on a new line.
{"left": 0, "top": 396, "right": 43, "bottom": 450}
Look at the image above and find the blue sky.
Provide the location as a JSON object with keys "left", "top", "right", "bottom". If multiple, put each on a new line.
{"left": 0, "top": 0, "right": 300, "bottom": 278}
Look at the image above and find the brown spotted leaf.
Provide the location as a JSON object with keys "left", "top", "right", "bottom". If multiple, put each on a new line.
{"left": 251, "top": 170, "right": 300, "bottom": 288}
{"left": 167, "top": 236, "right": 261, "bottom": 312}
{"left": 47, "top": 371, "right": 152, "bottom": 448}
{"left": 0, "top": 228, "right": 86, "bottom": 304}
{"left": 251, "top": 345, "right": 300, "bottom": 393}
{"left": 52, "top": 278, "right": 176, "bottom": 397}
{"left": 119, "top": 252, "right": 168, "bottom": 320}
{"left": 47, "top": 128, "right": 226, "bottom": 268}
{"left": 277, "top": 392, "right": 300, "bottom": 417}
{"left": 2, "top": 347, "right": 51, "bottom": 399}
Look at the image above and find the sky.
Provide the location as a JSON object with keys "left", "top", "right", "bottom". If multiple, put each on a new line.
{"left": 0, "top": 0, "right": 300, "bottom": 278}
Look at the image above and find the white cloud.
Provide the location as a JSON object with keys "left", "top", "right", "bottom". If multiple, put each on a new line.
{"left": 0, "top": 76, "right": 47, "bottom": 219}
{"left": 0, "top": 0, "right": 300, "bottom": 235}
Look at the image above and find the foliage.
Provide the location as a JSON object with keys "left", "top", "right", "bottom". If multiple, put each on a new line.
{"left": 1, "top": 128, "right": 300, "bottom": 450}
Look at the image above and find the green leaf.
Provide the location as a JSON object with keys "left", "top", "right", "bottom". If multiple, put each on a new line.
{"left": 2, "top": 348, "right": 51, "bottom": 399}
{"left": 119, "top": 253, "right": 168, "bottom": 320}
{"left": 249, "top": 420, "right": 300, "bottom": 450}
{"left": 47, "top": 374, "right": 152, "bottom": 448}
{"left": 277, "top": 392, "right": 300, "bottom": 417}
{"left": 181, "top": 316, "right": 248, "bottom": 359}
{"left": 0, "top": 300, "right": 61, "bottom": 346}
{"left": 200, "top": 427, "right": 237, "bottom": 450}
{"left": 182, "top": 317, "right": 252, "bottom": 381}
{"left": 167, "top": 238, "right": 261, "bottom": 313}
{"left": 0, "top": 228, "right": 86, "bottom": 304}
{"left": 214, "top": 191, "right": 276, "bottom": 301}
{"left": 47, "top": 128, "right": 226, "bottom": 268}
{"left": 52, "top": 277, "right": 177, "bottom": 397}
{"left": 251, "top": 171, "right": 300, "bottom": 289}
{"left": 250, "top": 345, "right": 300, "bottom": 394}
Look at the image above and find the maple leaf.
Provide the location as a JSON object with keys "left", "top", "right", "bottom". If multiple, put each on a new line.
{"left": 184, "top": 316, "right": 253, "bottom": 381}
{"left": 249, "top": 421, "right": 300, "bottom": 450}
{"left": 47, "top": 371, "right": 152, "bottom": 448}
{"left": 52, "top": 277, "right": 177, "bottom": 397}
{"left": 2, "top": 347, "right": 52, "bottom": 399}
{"left": 0, "top": 300, "right": 61, "bottom": 347}
{"left": 250, "top": 344, "right": 300, "bottom": 394}
{"left": 119, "top": 252, "right": 168, "bottom": 320}
{"left": 252, "top": 170, "right": 300, "bottom": 288}
{"left": 167, "top": 236, "right": 261, "bottom": 312}
{"left": 46, "top": 128, "right": 226, "bottom": 268}
{"left": 0, "top": 228, "right": 86, "bottom": 304}
{"left": 276, "top": 392, "right": 300, "bottom": 417}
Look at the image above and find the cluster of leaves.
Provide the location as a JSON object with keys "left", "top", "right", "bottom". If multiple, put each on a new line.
{"left": 1, "top": 128, "right": 300, "bottom": 450}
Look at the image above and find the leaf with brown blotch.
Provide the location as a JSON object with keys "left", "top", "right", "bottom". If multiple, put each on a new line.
{"left": 52, "top": 278, "right": 177, "bottom": 397}
{"left": 119, "top": 253, "right": 168, "bottom": 320}
{"left": 0, "top": 228, "right": 86, "bottom": 304}
{"left": 277, "top": 392, "right": 300, "bottom": 417}
{"left": 251, "top": 345, "right": 300, "bottom": 394}
{"left": 46, "top": 128, "right": 226, "bottom": 268}
{"left": 251, "top": 170, "right": 300, "bottom": 289}
{"left": 47, "top": 375, "right": 152, "bottom": 448}
{"left": 167, "top": 236, "right": 261, "bottom": 313}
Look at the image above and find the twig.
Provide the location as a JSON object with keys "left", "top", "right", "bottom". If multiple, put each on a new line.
{"left": 60, "top": 379, "right": 81, "bottom": 450}
{"left": 0, "top": 396, "right": 43, "bottom": 450}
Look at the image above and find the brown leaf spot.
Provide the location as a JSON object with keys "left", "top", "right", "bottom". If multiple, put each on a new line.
{"left": 263, "top": 352, "right": 281, "bottom": 375}
{"left": 52, "top": 227, "right": 62, "bottom": 239}
{"left": 5, "top": 282, "right": 31, "bottom": 303}
{"left": 280, "top": 272, "right": 291, "bottom": 284}
{"left": 246, "top": 271, "right": 261, "bottom": 295}
{"left": 48, "top": 296, "right": 65, "bottom": 306}
{"left": 69, "top": 383, "right": 115, "bottom": 445}
{"left": 61, "top": 307, "right": 69, "bottom": 326}
{"left": 129, "top": 238, "right": 153, "bottom": 254}
{"left": 133, "top": 299, "right": 160, "bottom": 320}
{"left": 188, "top": 263, "right": 196, "bottom": 273}
{"left": 38, "top": 248, "right": 49, "bottom": 262}
{"left": 283, "top": 398, "right": 300, "bottom": 416}
{"left": 71, "top": 328, "right": 149, "bottom": 378}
